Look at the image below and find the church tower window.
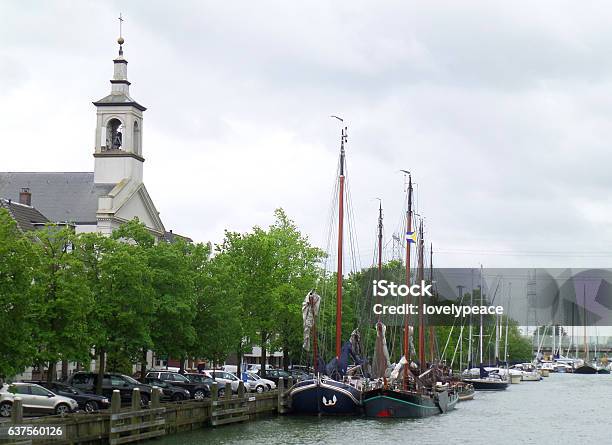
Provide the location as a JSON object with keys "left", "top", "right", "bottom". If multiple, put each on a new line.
{"left": 105, "top": 118, "right": 124, "bottom": 151}
{"left": 133, "top": 120, "right": 141, "bottom": 154}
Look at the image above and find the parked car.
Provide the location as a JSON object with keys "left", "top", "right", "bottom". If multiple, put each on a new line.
{"left": 0, "top": 382, "right": 79, "bottom": 417}
{"left": 66, "top": 372, "right": 152, "bottom": 407}
{"left": 246, "top": 372, "right": 276, "bottom": 391}
{"left": 222, "top": 365, "right": 238, "bottom": 374}
{"left": 288, "top": 369, "right": 311, "bottom": 381}
{"left": 257, "top": 369, "right": 291, "bottom": 385}
{"left": 201, "top": 370, "right": 242, "bottom": 392}
{"left": 246, "top": 364, "right": 274, "bottom": 373}
{"left": 183, "top": 373, "right": 226, "bottom": 397}
{"left": 144, "top": 371, "right": 210, "bottom": 400}
{"left": 243, "top": 373, "right": 268, "bottom": 393}
{"left": 140, "top": 378, "right": 191, "bottom": 401}
{"left": 23, "top": 381, "right": 110, "bottom": 413}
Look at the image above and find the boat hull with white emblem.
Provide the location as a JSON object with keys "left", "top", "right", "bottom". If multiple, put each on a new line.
{"left": 288, "top": 377, "right": 361, "bottom": 415}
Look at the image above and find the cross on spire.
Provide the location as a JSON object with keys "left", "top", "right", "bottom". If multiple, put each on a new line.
{"left": 117, "top": 13, "right": 125, "bottom": 55}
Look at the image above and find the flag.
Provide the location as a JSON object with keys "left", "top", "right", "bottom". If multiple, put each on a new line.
{"left": 406, "top": 230, "right": 417, "bottom": 244}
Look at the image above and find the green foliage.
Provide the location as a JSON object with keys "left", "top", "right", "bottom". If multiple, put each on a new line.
{"left": 191, "top": 244, "right": 242, "bottom": 364}
{"left": 29, "top": 226, "right": 93, "bottom": 373}
{"left": 0, "top": 209, "right": 36, "bottom": 378}
{"left": 2, "top": 207, "right": 536, "bottom": 378}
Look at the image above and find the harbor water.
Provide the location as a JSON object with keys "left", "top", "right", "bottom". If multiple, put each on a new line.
{"left": 150, "top": 374, "right": 611, "bottom": 445}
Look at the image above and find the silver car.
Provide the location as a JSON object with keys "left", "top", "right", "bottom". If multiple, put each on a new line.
{"left": 246, "top": 372, "right": 276, "bottom": 392}
{"left": 202, "top": 370, "right": 242, "bottom": 393}
{"left": 0, "top": 383, "right": 79, "bottom": 417}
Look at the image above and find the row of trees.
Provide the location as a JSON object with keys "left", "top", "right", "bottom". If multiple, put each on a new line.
{"left": 0, "top": 208, "right": 323, "bottom": 384}
{"left": 1, "top": 205, "right": 532, "bottom": 386}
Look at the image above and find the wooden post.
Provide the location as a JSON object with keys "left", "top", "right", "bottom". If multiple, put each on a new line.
{"left": 110, "top": 390, "right": 121, "bottom": 445}
{"left": 224, "top": 383, "right": 231, "bottom": 399}
{"left": 131, "top": 388, "right": 141, "bottom": 410}
{"left": 152, "top": 387, "right": 161, "bottom": 409}
{"left": 11, "top": 397, "right": 23, "bottom": 424}
{"left": 286, "top": 378, "right": 293, "bottom": 411}
{"left": 277, "top": 377, "right": 284, "bottom": 413}
{"left": 211, "top": 382, "right": 218, "bottom": 402}
{"left": 237, "top": 381, "right": 245, "bottom": 399}
{"left": 111, "top": 390, "right": 121, "bottom": 413}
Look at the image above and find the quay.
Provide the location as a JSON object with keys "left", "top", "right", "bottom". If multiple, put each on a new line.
{"left": 0, "top": 379, "right": 293, "bottom": 445}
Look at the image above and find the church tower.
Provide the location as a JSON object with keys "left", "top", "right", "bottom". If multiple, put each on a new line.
{"left": 93, "top": 33, "right": 146, "bottom": 185}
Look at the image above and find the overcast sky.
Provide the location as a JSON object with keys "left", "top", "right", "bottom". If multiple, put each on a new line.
{"left": 4, "top": 1, "right": 612, "bottom": 272}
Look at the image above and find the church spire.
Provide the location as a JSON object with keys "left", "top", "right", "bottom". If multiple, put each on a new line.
{"left": 93, "top": 14, "right": 146, "bottom": 185}
{"left": 111, "top": 13, "right": 130, "bottom": 96}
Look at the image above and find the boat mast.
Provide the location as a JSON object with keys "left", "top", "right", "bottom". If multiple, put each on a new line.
{"left": 403, "top": 173, "right": 413, "bottom": 389}
{"left": 479, "top": 265, "right": 484, "bottom": 366}
{"left": 468, "top": 270, "right": 474, "bottom": 369}
{"left": 311, "top": 293, "right": 318, "bottom": 373}
{"left": 583, "top": 284, "right": 587, "bottom": 363}
{"left": 504, "top": 283, "right": 511, "bottom": 365}
{"left": 377, "top": 201, "right": 383, "bottom": 281}
{"left": 418, "top": 219, "right": 425, "bottom": 372}
{"left": 457, "top": 285, "right": 465, "bottom": 372}
{"left": 335, "top": 125, "right": 347, "bottom": 359}
{"left": 376, "top": 200, "right": 384, "bottom": 323}
{"left": 429, "top": 243, "right": 435, "bottom": 364}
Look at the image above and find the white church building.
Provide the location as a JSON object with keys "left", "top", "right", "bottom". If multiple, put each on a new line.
{"left": 0, "top": 36, "right": 171, "bottom": 241}
{"left": 0, "top": 36, "right": 189, "bottom": 378}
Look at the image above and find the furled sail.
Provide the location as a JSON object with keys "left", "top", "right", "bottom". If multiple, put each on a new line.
{"left": 302, "top": 290, "right": 321, "bottom": 351}
{"left": 372, "top": 322, "right": 390, "bottom": 379}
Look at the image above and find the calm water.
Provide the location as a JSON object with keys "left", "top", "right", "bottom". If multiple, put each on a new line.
{"left": 150, "top": 374, "right": 611, "bottom": 445}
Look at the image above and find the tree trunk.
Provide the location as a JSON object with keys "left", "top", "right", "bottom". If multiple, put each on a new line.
{"left": 47, "top": 361, "right": 56, "bottom": 384}
{"left": 260, "top": 331, "right": 267, "bottom": 378}
{"left": 61, "top": 359, "right": 69, "bottom": 380}
{"left": 140, "top": 347, "right": 148, "bottom": 380}
{"left": 236, "top": 345, "right": 243, "bottom": 380}
{"left": 179, "top": 356, "right": 185, "bottom": 374}
{"left": 283, "top": 344, "right": 289, "bottom": 372}
{"left": 96, "top": 349, "right": 105, "bottom": 395}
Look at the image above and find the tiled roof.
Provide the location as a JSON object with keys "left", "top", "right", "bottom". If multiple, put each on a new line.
{"left": 0, "top": 198, "right": 49, "bottom": 232}
{"left": 0, "top": 172, "right": 115, "bottom": 224}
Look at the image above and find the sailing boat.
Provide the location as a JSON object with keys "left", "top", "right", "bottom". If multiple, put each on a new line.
{"left": 461, "top": 267, "right": 509, "bottom": 391}
{"left": 362, "top": 174, "right": 458, "bottom": 418}
{"left": 289, "top": 124, "right": 362, "bottom": 415}
{"left": 574, "top": 284, "right": 597, "bottom": 374}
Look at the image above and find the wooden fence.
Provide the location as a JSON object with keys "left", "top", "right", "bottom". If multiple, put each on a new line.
{"left": 0, "top": 379, "right": 293, "bottom": 445}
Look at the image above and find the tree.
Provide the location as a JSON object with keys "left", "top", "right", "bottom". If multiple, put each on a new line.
{"left": 0, "top": 209, "right": 36, "bottom": 380}
{"left": 29, "top": 226, "right": 92, "bottom": 382}
{"left": 267, "top": 209, "right": 324, "bottom": 370}
{"left": 191, "top": 244, "right": 243, "bottom": 367}
{"left": 76, "top": 226, "right": 154, "bottom": 393}
{"left": 148, "top": 239, "right": 196, "bottom": 373}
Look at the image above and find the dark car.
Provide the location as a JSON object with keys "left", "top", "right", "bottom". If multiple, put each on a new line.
{"left": 66, "top": 372, "right": 152, "bottom": 407}
{"left": 140, "top": 378, "right": 191, "bottom": 401}
{"left": 24, "top": 380, "right": 110, "bottom": 412}
{"left": 144, "top": 371, "right": 210, "bottom": 400}
{"left": 288, "top": 369, "right": 311, "bottom": 381}
{"left": 257, "top": 369, "right": 291, "bottom": 385}
{"left": 183, "top": 373, "right": 226, "bottom": 397}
